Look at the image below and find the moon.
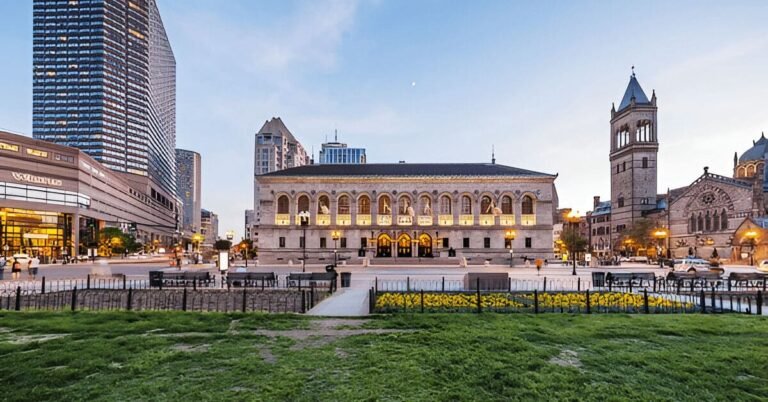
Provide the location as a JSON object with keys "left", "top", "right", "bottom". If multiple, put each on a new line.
{"left": 411, "top": 81, "right": 416, "bottom": 87}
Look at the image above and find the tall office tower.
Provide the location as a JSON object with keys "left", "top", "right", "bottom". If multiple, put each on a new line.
{"left": 253, "top": 117, "right": 308, "bottom": 243}
{"left": 33, "top": 0, "right": 177, "bottom": 196}
{"left": 318, "top": 130, "right": 366, "bottom": 164}
{"left": 200, "top": 209, "right": 218, "bottom": 246}
{"left": 175, "top": 149, "right": 201, "bottom": 235}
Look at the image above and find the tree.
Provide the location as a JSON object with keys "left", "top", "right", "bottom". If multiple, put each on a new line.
{"left": 560, "top": 227, "right": 588, "bottom": 264}
{"left": 623, "top": 218, "right": 655, "bottom": 254}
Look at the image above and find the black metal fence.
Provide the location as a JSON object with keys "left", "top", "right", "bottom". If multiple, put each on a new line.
{"left": 0, "top": 287, "right": 329, "bottom": 314}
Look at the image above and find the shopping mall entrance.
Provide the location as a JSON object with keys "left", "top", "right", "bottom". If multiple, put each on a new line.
{"left": 0, "top": 208, "right": 73, "bottom": 263}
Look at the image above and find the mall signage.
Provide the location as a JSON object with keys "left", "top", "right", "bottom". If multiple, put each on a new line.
{"left": 11, "top": 172, "right": 63, "bottom": 187}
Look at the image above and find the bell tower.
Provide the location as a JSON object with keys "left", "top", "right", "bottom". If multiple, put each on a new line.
{"left": 609, "top": 69, "right": 658, "bottom": 240}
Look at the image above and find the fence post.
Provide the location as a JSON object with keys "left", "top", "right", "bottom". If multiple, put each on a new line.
{"left": 123, "top": 275, "right": 127, "bottom": 290}
{"left": 310, "top": 282, "right": 315, "bottom": 308}
{"left": 711, "top": 286, "right": 716, "bottom": 313}
{"left": 585, "top": 289, "right": 591, "bottom": 314}
{"left": 653, "top": 276, "right": 657, "bottom": 293}
{"left": 420, "top": 289, "right": 424, "bottom": 313}
{"left": 87, "top": 274, "right": 91, "bottom": 290}
{"left": 699, "top": 289, "right": 706, "bottom": 313}
{"left": 629, "top": 279, "right": 633, "bottom": 294}
{"left": 181, "top": 287, "right": 187, "bottom": 311}
{"left": 242, "top": 287, "right": 247, "bottom": 313}
{"left": 14, "top": 286, "right": 21, "bottom": 311}
{"left": 71, "top": 286, "right": 77, "bottom": 311}
{"left": 407, "top": 277, "right": 410, "bottom": 292}
{"left": 577, "top": 277, "right": 581, "bottom": 292}
{"left": 442, "top": 277, "right": 445, "bottom": 292}
{"left": 543, "top": 277, "right": 547, "bottom": 292}
{"left": 41, "top": 277, "right": 46, "bottom": 294}
{"left": 301, "top": 290, "right": 306, "bottom": 314}
{"left": 757, "top": 291, "right": 763, "bottom": 316}
{"left": 534, "top": 289, "right": 539, "bottom": 314}
{"left": 643, "top": 289, "right": 649, "bottom": 314}
{"left": 476, "top": 277, "right": 481, "bottom": 314}
{"left": 375, "top": 277, "right": 378, "bottom": 292}
{"left": 727, "top": 278, "right": 732, "bottom": 292}
{"left": 127, "top": 287, "right": 133, "bottom": 311}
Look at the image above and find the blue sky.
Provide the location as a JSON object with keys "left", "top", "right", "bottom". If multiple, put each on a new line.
{"left": 2, "top": 0, "right": 768, "bottom": 238}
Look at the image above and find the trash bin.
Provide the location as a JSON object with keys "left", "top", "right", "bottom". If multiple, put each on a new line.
{"left": 340, "top": 272, "right": 351, "bottom": 288}
{"left": 591, "top": 272, "right": 605, "bottom": 288}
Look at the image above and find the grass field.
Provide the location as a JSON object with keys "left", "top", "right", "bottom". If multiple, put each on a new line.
{"left": 0, "top": 312, "right": 767, "bottom": 401}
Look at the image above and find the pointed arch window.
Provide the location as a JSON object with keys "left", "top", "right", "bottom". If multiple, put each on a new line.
{"left": 704, "top": 211, "right": 711, "bottom": 232}
{"left": 713, "top": 211, "right": 720, "bottom": 232}
{"left": 721, "top": 209, "right": 728, "bottom": 231}
{"left": 697, "top": 213, "right": 704, "bottom": 232}
{"left": 689, "top": 213, "right": 696, "bottom": 233}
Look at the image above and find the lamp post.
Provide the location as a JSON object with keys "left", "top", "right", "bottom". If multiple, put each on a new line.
{"left": 505, "top": 229, "right": 515, "bottom": 267}
{"left": 299, "top": 211, "right": 310, "bottom": 272}
{"left": 241, "top": 241, "right": 248, "bottom": 267}
{"left": 565, "top": 210, "right": 581, "bottom": 276}
{"left": 4, "top": 244, "right": 9, "bottom": 258}
{"left": 653, "top": 229, "right": 668, "bottom": 267}
{"left": 331, "top": 230, "right": 341, "bottom": 267}
{"left": 745, "top": 230, "right": 758, "bottom": 266}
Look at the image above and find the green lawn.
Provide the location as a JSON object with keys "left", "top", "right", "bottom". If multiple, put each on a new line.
{"left": 0, "top": 312, "right": 766, "bottom": 401}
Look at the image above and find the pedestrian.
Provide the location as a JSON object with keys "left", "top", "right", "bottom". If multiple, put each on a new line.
{"left": 11, "top": 260, "right": 21, "bottom": 280}
{"left": 29, "top": 256, "right": 40, "bottom": 280}
{"left": 544, "top": 258, "right": 548, "bottom": 267}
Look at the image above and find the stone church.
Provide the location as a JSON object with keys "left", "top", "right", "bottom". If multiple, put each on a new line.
{"left": 588, "top": 71, "right": 768, "bottom": 262}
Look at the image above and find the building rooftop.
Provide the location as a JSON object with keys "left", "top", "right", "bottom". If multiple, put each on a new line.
{"left": 738, "top": 133, "right": 768, "bottom": 163}
{"left": 259, "top": 163, "right": 556, "bottom": 178}
{"left": 618, "top": 74, "right": 651, "bottom": 111}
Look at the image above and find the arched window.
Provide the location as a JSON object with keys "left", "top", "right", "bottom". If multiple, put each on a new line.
{"left": 704, "top": 211, "right": 711, "bottom": 232}
{"left": 697, "top": 213, "right": 704, "bottom": 232}
{"left": 748, "top": 165, "right": 756, "bottom": 176}
{"left": 277, "top": 195, "right": 289, "bottom": 214}
{"left": 318, "top": 195, "right": 330, "bottom": 215}
{"left": 378, "top": 195, "right": 392, "bottom": 214}
{"left": 358, "top": 195, "right": 370, "bottom": 214}
{"left": 522, "top": 196, "right": 534, "bottom": 215}
{"left": 713, "top": 212, "right": 720, "bottom": 232}
{"left": 480, "top": 196, "right": 493, "bottom": 214}
{"left": 297, "top": 195, "right": 310, "bottom": 214}
{"left": 689, "top": 213, "right": 696, "bottom": 233}
{"left": 721, "top": 209, "right": 728, "bottom": 231}
{"left": 419, "top": 195, "right": 433, "bottom": 215}
{"left": 337, "top": 195, "right": 350, "bottom": 215}
{"left": 501, "top": 196, "right": 513, "bottom": 214}
{"left": 461, "top": 195, "right": 472, "bottom": 215}
{"left": 398, "top": 195, "right": 413, "bottom": 215}
{"left": 440, "top": 195, "right": 452, "bottom": 214}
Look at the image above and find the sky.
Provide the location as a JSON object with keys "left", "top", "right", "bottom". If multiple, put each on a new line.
{"left": 1, "top": 0, "right": 768, "bottom": 239}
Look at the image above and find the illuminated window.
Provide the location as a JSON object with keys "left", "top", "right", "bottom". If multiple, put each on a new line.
{"left": 0, "top": 142, "right": 20, "bottom": 152}
{"left": 26, "top": 148, "right": 49, "bottom": 158}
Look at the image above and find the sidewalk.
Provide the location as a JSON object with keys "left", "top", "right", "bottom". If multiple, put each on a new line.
{"left": 307, "top": 288, "right": 370, "bottom": 316}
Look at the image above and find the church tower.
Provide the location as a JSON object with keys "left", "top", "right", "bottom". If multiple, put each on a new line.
{"left": 609, "top": 70, "right": 658, "bottom": 241}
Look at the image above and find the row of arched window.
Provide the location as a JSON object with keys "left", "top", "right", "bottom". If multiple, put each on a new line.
{"left": 688, "top": 210, "right": 728, "bottom": 233}
{"left": 735, "top": 162, "right": 763, "bottom": 179}
{"left": 615, "top": 120, "right": 654, "bottom": 149}
{"left": 276, "top": 193, "right": 536, "bottom": 216}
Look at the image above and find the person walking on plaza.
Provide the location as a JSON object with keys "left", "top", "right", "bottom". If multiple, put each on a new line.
{"left": 28, "top": 256, "right": 40, "bottom": 280}
{"left": 11, "top": 259, "right": 21, "bottom": 280}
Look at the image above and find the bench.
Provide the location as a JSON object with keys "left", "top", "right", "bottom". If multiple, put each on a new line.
{"left": 226, "top": 272, "right": 276, "bottom": 288}
{"left": 287, "top": 272, "right": 337, "bottom": 291}
{"left": 604, "top": 272, "right": 656, "bottom": 289}
{"left": 149, "top": 271, "right": 215, "bottom": 288}
{"left": 665, "top": 271, "right": 723, "bottom": 291}
{"left": 727, "top": 272, "right": 768, "bottom": 291}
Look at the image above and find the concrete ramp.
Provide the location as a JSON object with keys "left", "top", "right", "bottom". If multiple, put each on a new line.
{"left": 307, "top": 288, "right": 370, "bottom": 317}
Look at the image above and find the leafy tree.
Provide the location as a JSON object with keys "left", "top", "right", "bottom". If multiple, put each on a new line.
{"left": 623, "top": 218, "right": 655, "bottom": 253}
{"left": 560, "top": 227, "right": 588, "bottom": 266}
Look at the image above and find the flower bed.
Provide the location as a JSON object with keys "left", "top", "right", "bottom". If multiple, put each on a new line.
{"left": 373, "top": 291, "right": 696, "bottom": 313}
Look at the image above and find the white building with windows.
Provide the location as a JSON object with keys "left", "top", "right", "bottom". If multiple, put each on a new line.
{"left": 254, "top": 163, "right": 558, "bottom": 264}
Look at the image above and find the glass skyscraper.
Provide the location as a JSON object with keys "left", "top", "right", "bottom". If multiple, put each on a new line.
{"left": 318, "top": 133, "right": 366, "bottom": 165}
{"left": 32, "top": 0, "right": 177, "bottom": 196}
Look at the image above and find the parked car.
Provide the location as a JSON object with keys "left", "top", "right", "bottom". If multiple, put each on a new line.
{"left": 757, "top": 260, "right": 768, "bottom": 272}
{"left": 673, "top": 258, "right": 724, "bottom": 274}
{"left": 10, "top": 253, "right": 30, "bottom": 266}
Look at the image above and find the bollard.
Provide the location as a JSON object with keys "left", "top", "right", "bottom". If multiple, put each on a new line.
{"left": 534, "top": 290, "right": 539, "bottom": 314}
{"left": 585, "top": 289, "right": 591, "bottom": 314}
{"left": 15, "top": 286, "right": 21, "bottom": 311}
{"left": 71, "top": 286, "right": 77, "bottom": 311}
{"left": 127, "top": 287, "right": 133, "bottom": 311}
{"left": 41, "top": 277, "right": 46, "bottom": 294}
{"left": 182, "top": 287, "right": 188, "bottom": 311}
{"left": 643, "top": 289, "right": 649, "bottom": 314}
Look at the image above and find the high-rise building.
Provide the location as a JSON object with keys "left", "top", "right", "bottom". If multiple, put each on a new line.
{"left": 318, "top": 131, "right": 366, "bottom": 164}
{"left": 32, "top": 0, "right": 177, "bottom": 197}
{"left": 609, "top": 71, "right": 658, "bottom": 237}
{"left": 244, "top": 209, "right": 254, "bottom": 240}
{"left": 253, "top": 117, "right": 308, "bottom": 244}
{"left": 175, "top": 149, "right": 201, "bottom": 235}
{"left": 200, "top": 208, "right": 218, "bottom": 246}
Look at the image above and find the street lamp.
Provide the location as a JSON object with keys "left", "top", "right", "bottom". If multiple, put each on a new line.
{"left": 505, "top": 229, "right": 515, "bottom": 267}
{"left": 565, "top": 210, "right": 581, "bottom": 276}
{"left": 240, "top": 241, "right": 249, "bottom": 267}
{"left": 653, "top": 229, "right": 668, "bottom": 267}
{"left": 331, "top": 230, "right": 341, "bottom": 267}
{"left": 745, "top": 230, "right": 758, "bottom": 266}
{"left": 3, "top": 244, "right": 9, "bottom": 258}
{"left": 299, "top": 211, "right": 310, "bottom": 272}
